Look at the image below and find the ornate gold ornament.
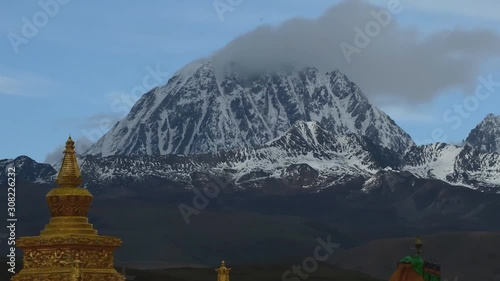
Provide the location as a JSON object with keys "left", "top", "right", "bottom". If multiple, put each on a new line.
{"left": 11, "top": 137, "right": 125, "bottom": 281}
{"left": 215, "top": 260, "right": 231, "bottom": 281}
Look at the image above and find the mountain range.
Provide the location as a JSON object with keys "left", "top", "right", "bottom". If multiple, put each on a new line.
{"left": 1, "top": 60, "right": 499, "bottom": 193}
{"left": 2, "top": 60, "right": 500, "bottom": 280}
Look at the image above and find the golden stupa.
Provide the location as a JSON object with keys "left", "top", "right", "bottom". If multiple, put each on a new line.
{"left": 12, "top": 137, "right": 125, "bottom": 281}
{"left": 215, "top": 260, "right": 231, "bottom": 281}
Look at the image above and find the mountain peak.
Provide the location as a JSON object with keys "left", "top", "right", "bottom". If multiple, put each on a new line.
{"left": 465, "top": 113, "right": 500, "bottom": 154}
{"left": 484, "top": 113, "right": 500, "bottom": 123}
{"left": 86, "top": 60, "right": 414, "bottom": 157}
{"left": 173, "top": 58, "right": 212, "bottom": 78}
{"left": 0, "top": 156, "right": 56, "bottom": 185}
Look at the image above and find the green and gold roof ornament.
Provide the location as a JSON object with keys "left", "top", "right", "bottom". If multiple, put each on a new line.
{"left": 388, "top": 237, "right": 441, "bottom": 281}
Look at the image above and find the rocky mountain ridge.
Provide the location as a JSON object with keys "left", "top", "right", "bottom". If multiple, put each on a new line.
{"left": 2, "top": 120, "right": 499, "bottom": 193}
{"left": 2, "top": 62, "right": 498, "bottom": 193}
{"left": 85, "top": 60, "right": 414, "bottom": 157}
{"left": 465, "top": 113, "right": 500, "bottom": 154}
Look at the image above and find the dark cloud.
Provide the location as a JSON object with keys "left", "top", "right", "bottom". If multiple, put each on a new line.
{"left": 211, "top": 0, "right": 500, "bottom": 104}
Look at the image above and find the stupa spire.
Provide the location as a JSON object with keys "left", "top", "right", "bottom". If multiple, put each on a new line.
{"left": 216, "top": 260, "right": 231, "bottom": 281}
{"left": 56, "top": 136, "right": 82, "bottom": 188}
{"left": 415, "top": 237, "right": 423, "bottom": 256}
{"left": 11, "top": 137, "right": 125, "bottom": 281}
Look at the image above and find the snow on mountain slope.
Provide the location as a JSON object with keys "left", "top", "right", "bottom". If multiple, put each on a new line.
{"left": 41, "top": 121, "right": 399, "bottom": 189}
{"left": 466, "top": 113, "right": 500, "bottom": 154}
{"left": 214, "top": 121, "right": 400, "bottom": 185}
{"left": 19, "top": 118, "right": 499, "bottom": 191}
{"left": 403, "top": 143, "right": 462, "bottom": 180}
{"left": 5, "top": 128, "right": 500, "bottom": 192}
{"left": 402, "top": 143, "right": 500, "bottom": 189}
{"left": 452, "top": 145, "right": 500, "bottom": 188}
{"left": 85, "top": 60, "right": 414, "bottom": 157}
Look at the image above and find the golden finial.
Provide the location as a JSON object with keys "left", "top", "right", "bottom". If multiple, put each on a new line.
{"left": 56, "top": 136, "right": 82, "bottom": 188}
{"left": 415, "top": 237, "right": 423, "bottom": 256}
{"left": 216, "top": 260, "right": 231, "bottom": 281}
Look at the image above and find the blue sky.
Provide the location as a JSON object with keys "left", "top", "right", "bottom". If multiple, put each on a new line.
{"left": 1, "top": 0, "right": 499, "bottom": 162}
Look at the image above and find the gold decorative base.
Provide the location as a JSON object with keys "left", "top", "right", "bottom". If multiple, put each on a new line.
{"left": 12, "top": 268, "right": 125, "bottom": 281}
{"left": 40, "top": 216, "right": 97, "bottom": 236}
{"left": 13, "top": 235, "right": 124, "bottom": 281}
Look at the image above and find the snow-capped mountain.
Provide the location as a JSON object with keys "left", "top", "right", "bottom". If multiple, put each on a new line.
{"left": 3, "top": 59, "right": 499, "bottom": 193}
{"left": 52, "top": 121, "right": 400, "bottom": 189}
{"left": 402, "top": 143, "right": 500, "bottom": 190}
{"left": 452, "top": 144, "right": 500, "bottom": 189}
{"left": 214, "top": 120, "right": 401, "bottom": 187}
{"left": 398, "top": 114, "right": 500, "bottom": 190}
{"left": 403, "top": 143, "right": 462, "bottom": 180}
{"left": 0, "top": 156, "right": 56, "bottom": 185}
{"left": 465, "top": 114, "right": 500, "bottom": 154}
{"left": 7, "top": 120, "right": 500, "bottom": 192}
{"left": 85, "top": 60, "right": 414, "bottom": 157}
